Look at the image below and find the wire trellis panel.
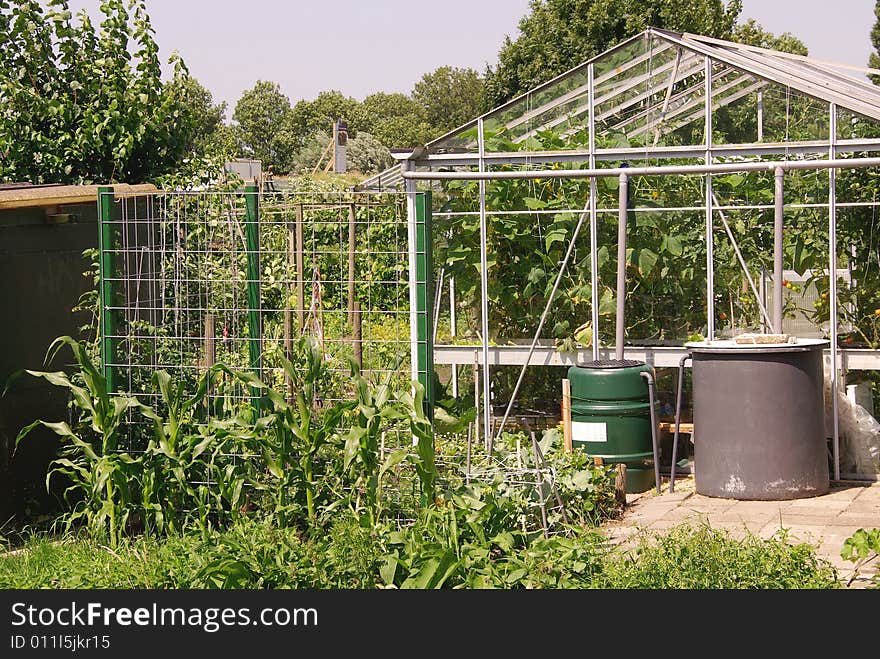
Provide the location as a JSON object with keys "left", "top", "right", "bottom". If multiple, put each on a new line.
{"left": 99, "top": 187, "right": 416, "bottom": 450}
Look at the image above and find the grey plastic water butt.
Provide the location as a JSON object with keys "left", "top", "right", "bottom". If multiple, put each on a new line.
{"left": 686, "top": 338, "right": 830, "bottom": 500}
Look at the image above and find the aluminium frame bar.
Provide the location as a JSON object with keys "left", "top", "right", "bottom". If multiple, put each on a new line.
{"left": 410, "top": 154, "right": 879, "bottom": 481}
{"left": 705, "top": 56, "right": 715, "bottom": 341}
{"left": 589, "top": 62, "right": 600, "bottom": 362}
{"left": 478, "top": 118, "right": 492, "bottom": 452}
{"left": 830, "top": 103, "right": 841, "bottom": 481}
{"left": 402, "top": 156, "right": 880, "bottom": 182}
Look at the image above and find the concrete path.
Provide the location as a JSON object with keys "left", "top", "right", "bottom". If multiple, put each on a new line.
{"left": 602, "top": 476, "right": 880, "bottom": 587}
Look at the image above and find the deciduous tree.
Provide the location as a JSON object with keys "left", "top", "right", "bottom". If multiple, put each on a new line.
{"left": 412, "top": 66, "right": 485, "bottom": 134}
{"left": 232, "top": 80, "right": 298, "bottom": 173}
{"left": 484, "top": 0, "right": 744, "bottom": 108}
{"left": 870, "top": 1, "right": 880, "bottom": 84}
{"left": 0, "top": 0, "right": 197, "bottom": 184}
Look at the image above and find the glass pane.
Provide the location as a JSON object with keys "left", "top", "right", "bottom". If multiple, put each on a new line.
{"left": 429, "top": 121, "right": 479, "bottom": 154}
{"left": 760, "top": 85, "right": 830, "bottom": 143}
{"left": 837, "top": 106, "right": 880, "bottom": 141}
{"left": 710, "top": 61, "right": 762, "bottom": 144}
{"left": 482, "top": 69, "right": 592, "bottom": 151}
{"left": 594, "top": 33, "right": 707, "bottom": 149}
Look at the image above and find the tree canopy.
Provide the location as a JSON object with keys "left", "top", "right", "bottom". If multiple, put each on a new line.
{"left": 170, "top": 76, "right": 228, "bottom": 156}
{"left": 0, "top": 0, "right": 198, "bottom": 184}
{"left": 412, "top": 66, "right": 485, "bottom": 135}
{"left": 360, "top": 92, "right": 433, "bottom": 148}
{"left": 484, "top": 0, "right": 744, "bottom": 108}
{"left": 870, "top": 1, "right": 880, "bottom": 84}
{"left": 232, "top": 80, "right": 299, "bottom": 174}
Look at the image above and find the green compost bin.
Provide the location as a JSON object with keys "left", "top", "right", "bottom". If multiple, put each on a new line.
{"left": 567, "top": 359, "right": 656, "bottom": 493}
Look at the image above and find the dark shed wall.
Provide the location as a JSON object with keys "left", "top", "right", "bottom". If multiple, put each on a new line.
{"left": 0, "top": 201, "right": 97, "bottom": 522}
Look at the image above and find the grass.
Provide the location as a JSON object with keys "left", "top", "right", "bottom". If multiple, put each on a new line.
{"left": 0, "top": 516, "right": 383, "bottom": 589}
{"left": 0, "top": 520, "right": 841, "bottom": 590}
{"left": 595, "top": 524, "right": 840, "bottom": 589}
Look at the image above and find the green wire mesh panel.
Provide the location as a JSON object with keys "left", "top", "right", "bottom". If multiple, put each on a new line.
{"left": 99, "top": 187, "right": 423, "bottom": 446}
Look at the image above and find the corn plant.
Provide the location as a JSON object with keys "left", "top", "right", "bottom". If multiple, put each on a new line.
{"left": 12, "top": 337, "right": 143, "bottom": 546}
{"left": 343, "top": 362, "right": 409, "bottom": 527}
{"left": 138, "top": 369, "right": 247, "bottom": 535}
{"left": 221, "top": 338, "right": 353, "bottom": 529}
{"left": 397, "top": 381, "right": 437, "bottom": 506}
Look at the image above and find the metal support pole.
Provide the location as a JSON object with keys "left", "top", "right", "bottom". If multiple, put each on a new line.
{"left": 97, "top": 186, "right": 117, "bottom": 393}
{"left": 773, "top": 167, "right": 785, "bottom": 334}
{"left": 640, "top": 370, "right": 662, "bottom": 495}
{"left": 588, "top": 62, "right": 600, "bottom": 362}
{"left": 705, "top": 56, "right": 715, "bottom": 341}
{"left": 414, "top": 191, "right": 434, "bottom": 419}
{"left": 449, "top": 276, "right": 458, "bottom": 397}
{"left": 615, "top": 172, "right": 629, "bottom": 361}
{"left": 478, "top": 118, "right": 492, "bottom": 452}
{"left": 759, "top": 267, "right": 768, "bottom": 332}
{"left": 405, "top": 165, "right": 420, "bottom": 390}
{"left": 829, "top": 103, "right": 841, "bottom": 481}
{"left": 244, "top": 184, "right": 262, "bottom": 407}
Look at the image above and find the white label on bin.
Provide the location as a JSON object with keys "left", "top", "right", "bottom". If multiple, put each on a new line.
{"left": 572, "top": 421, "right": 607, "bottom": 443}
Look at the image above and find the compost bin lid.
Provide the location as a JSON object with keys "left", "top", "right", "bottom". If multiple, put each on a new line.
{"left": 575, "top": 359, "right": 645, "bottom": 369}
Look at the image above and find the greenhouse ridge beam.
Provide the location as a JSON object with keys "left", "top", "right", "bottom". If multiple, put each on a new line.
{"left": 432, "top": 345, "right": 880, "bottom": 370}
{"left": 359, "top": 140, "right": 880, "bottom": 190}
{"left": 401, "top": 156, "right": 880, "bottom": 181}
{"left": 405, "top": 138, "right": 880, "bottom": 168}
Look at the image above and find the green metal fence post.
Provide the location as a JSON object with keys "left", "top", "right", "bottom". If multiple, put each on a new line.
{"left": 244, "top": 184, "right": 262, "bottom": 408}
{"left": 97, "top": 186, "right": 117, "bottom": 393}
{"left": 415, "top": 191, "right": 434, "bottom": 419}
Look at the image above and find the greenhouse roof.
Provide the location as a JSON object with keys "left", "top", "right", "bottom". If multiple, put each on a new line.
{"left": 359, "top": 27, "right": 880, "bottom": 189}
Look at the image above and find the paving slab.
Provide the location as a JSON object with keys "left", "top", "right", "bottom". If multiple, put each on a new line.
{"left": 841, "top": 500, "right": 880, "bottom": 514}
{"left": 602, "top": 477, "right": 880, "bottom": 588}
{"left": 831, "top": 513, "right": 880, "bottom": 527}
{"left": 787, "top": 498, "right": 852, "bottom": 513}
{"left": 853, "top": 486, "right": 880, "bottom": 501}
{"left": 819, "top": 486, "right": 869, "bottom": 502}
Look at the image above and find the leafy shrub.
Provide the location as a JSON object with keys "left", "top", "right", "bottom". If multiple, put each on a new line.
{"left": 841, "top": 528, "right": 880, "bottom": 588}
{"left": 597, "top": 524, "right": 840, "bottom": 589}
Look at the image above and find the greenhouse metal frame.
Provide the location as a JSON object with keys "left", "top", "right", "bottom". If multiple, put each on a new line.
{"left": 362, "top": 28, "right": 880, "bottom": 480}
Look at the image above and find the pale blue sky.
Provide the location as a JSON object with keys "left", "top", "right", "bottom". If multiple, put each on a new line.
{"left": 57, "top": 0, "right": 877, "bottom": 117}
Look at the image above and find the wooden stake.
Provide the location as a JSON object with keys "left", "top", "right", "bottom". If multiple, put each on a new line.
{"left": 561, "top": 378, "right": 573, "bottom": 453}
{"left": 295, "top": 203, "right": 304, "bottom": 333}
{"left": 348, "top": 203, "right": 356, "bottom": 326}
{"left": 615, "top": 463, "right": 627, "bottom": 507}
{"left": 204, "top": 314, "right": 215, "bottom": 370}
{"left": 204, "top": 314, "right": 215, "bottom": 404}
{"left": 312, "top": 138, "right": 333, "bottom": 175}
{"left": 285, "top": 220, "right": 295, "bottom": 399}
{"left": 352, "top": 301, "right": 362, "bottom": 370}
{"left": 593, "top": 456, "right": 604, "bottom": 467}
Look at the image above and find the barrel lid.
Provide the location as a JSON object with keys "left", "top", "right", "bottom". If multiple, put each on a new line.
{"left": 575, "top": 359, "right": 645, "bottom": 369}
{"left": 685, "top": 338, "right": 829, "bottom": 353}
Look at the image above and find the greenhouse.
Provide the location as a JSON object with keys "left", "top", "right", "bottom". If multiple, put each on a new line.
{"left": 361, "top": 27, "right": 880, "bottom": 482}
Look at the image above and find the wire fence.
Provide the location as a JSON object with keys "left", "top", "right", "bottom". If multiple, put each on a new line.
{"left": 100, "top": 188, "right": 414, "bottom": 449}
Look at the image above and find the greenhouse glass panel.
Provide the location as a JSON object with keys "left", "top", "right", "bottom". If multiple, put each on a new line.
{"left": 837, "top": 107, "right": 880, "bottom": 142}
{"left": 482, "top": 69, "right": 592, "bottom": 150}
